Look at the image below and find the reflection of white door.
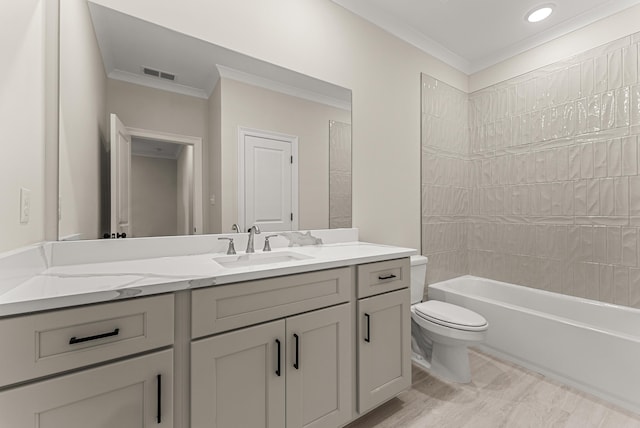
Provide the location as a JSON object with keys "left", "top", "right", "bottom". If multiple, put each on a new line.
{"left": 239, "top": 128, "right": 298, "bottom": 232}
{"left": 110, "top": 113, "right": 132, "bottom": 237}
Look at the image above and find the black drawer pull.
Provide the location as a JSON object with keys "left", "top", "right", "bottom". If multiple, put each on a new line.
{"left": 157, "top": 374, "right": 162, "bottom": 423}
{"left": 378, "top": 274, "right": 397, "bottom": 280}
{"left": 364, "top": 313, "right": 371, "bottom": 343}
{"left": 69, "top": 328, "right": 120, "bottom": 345}
{"left": 293, "top": 333, "right": 300, "bottom": 370}
{"left": 275, "top": 339, "right": 282, "bottom": 376}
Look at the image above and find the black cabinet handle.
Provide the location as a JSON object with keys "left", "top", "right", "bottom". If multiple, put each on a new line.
{"left": 275, "top": 339, "right": 281, "bottom": 376}
{"left": 156, "top": 374, "right": 162, "bottom": 423}
{"left": 293, "top": 333, "right": 300, "bottom": 370}
{"left": 378, "top": 274, "right": 397, "bottom": 280}
{"left": 69, "top": 328, "right": 120, "bottom": 345}
{"left": 364, "top": 313, "right": 371, "bottom": 343}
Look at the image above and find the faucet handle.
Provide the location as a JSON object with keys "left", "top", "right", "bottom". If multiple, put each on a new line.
{"left": 263, "top": 235, "right": 278, "bottom": 252}
{"left": 218, "top": 237, "right": 236, "bottom": 255}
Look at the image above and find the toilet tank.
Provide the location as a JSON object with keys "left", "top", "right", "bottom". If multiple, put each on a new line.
{"left": 410, "top": 255, "right": 428, "bottom": 304}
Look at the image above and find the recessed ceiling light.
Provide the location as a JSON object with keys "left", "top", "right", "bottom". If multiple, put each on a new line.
{"left": 526, "top": 5, "right": 554, "bottom": 23}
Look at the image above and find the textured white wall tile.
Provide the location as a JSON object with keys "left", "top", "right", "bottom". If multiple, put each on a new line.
{"left": 622, "top": 228, "right": 638, "bottom": 267}
{"left": 576, "top": 98, "right": 588, "bottom": 135}
{"left": 622, "top": 136, "right": 638, "bottom": 175}
{"left": 614, "top": 265, "right": 629, "bottom": 305}
{"left": 525, "top": 152, "right": 537, "bottom": 183}
{"left": 595, "top": 54, "right": 609, "bottom": 93}
{"left": 584, "top": 262, "right": 600, "bottom": 300}
{"left": 630, "top": 85, "right": 640, "bottom": 126}
{"left": 615, "top": 87, "right": 630, "bottom": 128}
{"left": 630, "top": 268, "right": 640, "bottom": 308}
{"left": 546, "top": 150, "right": 558, "bottom": 182}
{"left": 531, "top": 111, "right": 543, "bottom": 142}
{"left": 607, "top": 226, "right": 622, "bottom": 265}
{"left": 593, "top": 226, "right": 608, "bottom": 263}
{"left": 581, "top": 143, "right": 594, "bottom": 178}
{"left": 587, "top": 95, "right": 601, "bottom": 132}
{"left": 539, "top": 183, "right": 552, "bottom": 215}
{"left": 568, "top": 64, "right": 581, "bottom": 100}
{"left": 630, "top": 175, "right": 640, "bottom": 215}
{"left": 601, "top": 91, "right": 615, "bottom": 130}
{"left": 587, "top": 179, "right": 600, "bottom": 215}
{"left": 608, "top": 139, "right": 622, "bottom": 176}
{"left": 581, "top": 59, "right": 595, "bottom": 97}
{"left": 623, "top": 45, "right": 638, "bottom": 86}
{"left": 562, "top": 102, "right": 576, "bottom": 137}
{"left": 562, "top": 182, "right": 574, "bottom": 216}
{"left": 614, "top": 177, "right": 629, "bottom": 216}
{"left": 600, "top": 178, "right": 615, "bottom": 216}
{"left": 568, "top": 145, "right": 581, "bottom": 179}
{"left": 580, "top": 226, "right": 594, "bottom": 262}
{"left": 535, "top": 151, "right": 546, "bottom": 182}
{"left": 599, "top": 264, "right": 614, "bottom": 303}
{"left": 567, "top": 226, "right": 580, "bottom": 264}
{"left": 551, "top": 182, "right": 563, "bottom": 215}
{"left": 608, "top": 49, "right": 623, "bottom": 90}
{"left": 574, "top": 179, "right": 587, "bottom": 215}
{"left": 594, "top": 141, "right": 608, "bottom": 178}
{"left": 556, "top": 147, "right": 569, "bottom": 181}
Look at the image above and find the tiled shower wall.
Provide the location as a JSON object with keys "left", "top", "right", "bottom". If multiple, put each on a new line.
{"left": 421, "top": 76, "right": 470, "bottom": 285}
{"left": 423, "top": 33, "right": 640, "bottom": 309}
{"left": 329, "top": 121, "right": 352, "bottom": 228}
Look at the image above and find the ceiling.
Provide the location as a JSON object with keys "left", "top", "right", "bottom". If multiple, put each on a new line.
{"left": 331, "top": 0, "right": 640, "bottom": 74}
{"left": 87, "top": 2, "right": 351, "bottom": 108}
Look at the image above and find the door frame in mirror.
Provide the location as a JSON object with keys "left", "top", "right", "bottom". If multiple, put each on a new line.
{"left": 125, "top": 127, "right": 203, "bottom": 236}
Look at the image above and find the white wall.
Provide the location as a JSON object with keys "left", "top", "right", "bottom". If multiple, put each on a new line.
{"left": 208, "top": 82, "right": 222, "bottom": 233}
{"left": 131, "top": 155, "right": 178, "bottom": 237}
{"left": 0, "top": 1, "right": 47, "bottom": 252}
{"left": 219, "top": 78, "right": 351, "bottom": 232}
{"left": 177, "top": 145, "right": 194, "bottom": 235}
{"left": 91, "top": 0, "right": 468, "bottom": 250}
{"left": 58, "top": 0, "right": 107, "bottom": 241}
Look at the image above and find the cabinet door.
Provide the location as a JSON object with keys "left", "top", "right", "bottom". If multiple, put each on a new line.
{"left": 0, "top": 349, "right": 173, "bottom": 428}
{"left": 357, "top": 289, "right": 411, "bottom": 413}
{"left": 191, "top": 319, "right": 285, "bottom": 428}
{"left": 286, "top": 303, "right": 352, "bottom": 428}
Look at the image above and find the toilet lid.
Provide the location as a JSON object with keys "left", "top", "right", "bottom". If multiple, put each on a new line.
{"left": 414, "top": 300, "right": 488, "bottom": 331}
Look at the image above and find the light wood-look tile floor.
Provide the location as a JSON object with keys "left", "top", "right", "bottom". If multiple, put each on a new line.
{"left": 346, "top": 349, "right": 640, "bottom": 428}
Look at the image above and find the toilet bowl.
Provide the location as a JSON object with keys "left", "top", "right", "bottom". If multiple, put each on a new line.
{"left": 409, "top": 255, "right": 488, "bottom": 383}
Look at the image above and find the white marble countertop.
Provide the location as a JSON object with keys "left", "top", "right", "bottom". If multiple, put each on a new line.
{"left": 0, "top": 240, "right": 415, "bottom": 317}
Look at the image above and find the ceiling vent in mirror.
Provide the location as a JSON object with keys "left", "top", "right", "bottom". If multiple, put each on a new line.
{"left": 142, "top": 67, "right": 175, "bottom": 81}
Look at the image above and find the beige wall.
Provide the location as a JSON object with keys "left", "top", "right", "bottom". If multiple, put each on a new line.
{"left": 177, "top": 145, "right": 193, "bottom": 235}
{"left": 58, "top": 0, "right": 107, "bottom": 241}
{"left": 219, "top": 78, "right": 350, "bottom": 232}
{"left": 91, "top": 0, "right": 469, "bottom": 249}
{"left": 131, "top": 155, "right": 178, "bottom": 237}
{"left": 208, "top": 82, "right": 222, "bottom": 233}
{"left": 106, "top": 78, "right": 209, "bottom": 231}
{"left": 0, "top": 1, "right": 48, "bottom": 252}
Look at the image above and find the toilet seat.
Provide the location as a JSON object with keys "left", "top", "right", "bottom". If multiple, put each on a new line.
{"left": 414, "top": 300, "right": 487, "bottom": 332}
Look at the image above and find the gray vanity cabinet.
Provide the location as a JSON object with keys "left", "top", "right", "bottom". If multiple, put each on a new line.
{"left": 0, "top": 349, "right": 173, "bottom": 428}
{"left": 191, "top": 303, "right": 352, "bottom": 428}
{"left": 356, "top": 260, "right": 411, "bottom": 414}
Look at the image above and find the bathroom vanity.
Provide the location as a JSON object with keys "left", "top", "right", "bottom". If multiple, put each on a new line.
{"left": 0, "top": 230, "right": 414, "bottom": 427}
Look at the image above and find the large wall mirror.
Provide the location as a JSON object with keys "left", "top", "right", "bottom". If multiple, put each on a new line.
{"left": 58, "top": 0, "right": 352, "bottom": 240}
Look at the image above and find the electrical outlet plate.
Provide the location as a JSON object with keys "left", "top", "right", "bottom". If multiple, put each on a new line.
{"left": 20, "top": 187, "right": 31, "bottom": 224}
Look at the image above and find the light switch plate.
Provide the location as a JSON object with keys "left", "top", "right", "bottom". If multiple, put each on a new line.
{"left": 20, "top": 187, "right": 31, "bottom": 224}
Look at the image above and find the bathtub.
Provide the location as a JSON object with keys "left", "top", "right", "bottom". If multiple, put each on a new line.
{"left": 428, "top": 275, "right": 640, "bottom": 414}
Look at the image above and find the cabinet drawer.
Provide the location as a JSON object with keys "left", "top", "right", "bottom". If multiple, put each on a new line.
{"left": 357, "top": 258, "right": 409, "bottom": 298}
{"left": 0, "top": 294, "right": 174, "bottom": 388}
{"left": 192, "top": 267, "right": 351, "bottom": 338}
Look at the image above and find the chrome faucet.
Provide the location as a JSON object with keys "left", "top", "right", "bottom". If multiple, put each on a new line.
{"left": 246, "top": 225, "right": 261, "bottom": 253}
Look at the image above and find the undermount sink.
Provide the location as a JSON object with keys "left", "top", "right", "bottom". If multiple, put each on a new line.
{"left": 213, "top": 251, "right": 312, "bottom": 268}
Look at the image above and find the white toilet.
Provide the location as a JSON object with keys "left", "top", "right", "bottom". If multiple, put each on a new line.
{"left": 409, "top": 255, "right": 488, "bottom": 383}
